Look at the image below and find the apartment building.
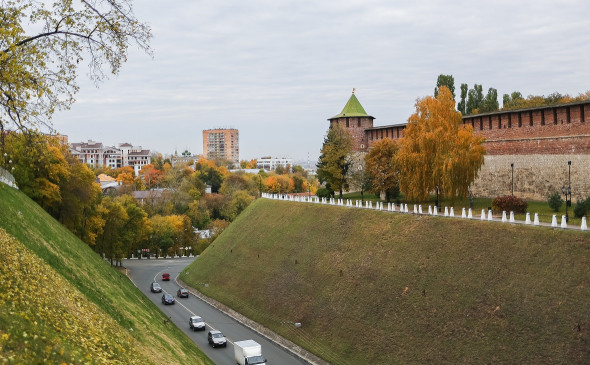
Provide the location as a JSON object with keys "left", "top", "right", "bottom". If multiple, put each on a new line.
{"left": 202, "top": 128, "right": 239, "bottom": 164}
{"left": 70, "top": 140, "right": 150, "bottom": 175}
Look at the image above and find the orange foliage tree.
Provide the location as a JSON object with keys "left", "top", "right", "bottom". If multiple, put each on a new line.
{"left": 364, "top": 138, "right": 400, "bottom": 199}
{"left": 397, "top": 87, "right": 486, "bottom": 202}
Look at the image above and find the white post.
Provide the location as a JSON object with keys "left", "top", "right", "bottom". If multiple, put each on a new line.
{"left": 551, "top": 215, "right": 557, "bottom": 227}
{"left": 525, "top": 212, "right": 531, "bottom": 224}
{"left": 461, "top": 208, "right": 466, "bottom": 218}
{"left": 404, "top": 203, "right": 409, "bottom": 213}
{"left": 581, "top": 217, "right": 587, "bottom": 231}
{"left": 433, "top": 206, "right": 438, "bottom": 216}
{"left": 560, "top": 215, "right": 567, "bottom": 228}
{"left": 534, "top": 213, "right": 539, "bottom": 225}
{"left": 502, "top": 211, "right": 507, "bottom": 223}
{"left": 428, "top": 205, "right": 432, "bottom": 215}
{"left": 444, "top": 207, "right": 449, "bottom": 216}
{"left": 419, "top": 205, "right": 423, "bottom": 214}
{"left": 413, "top": 204, "right": 418, "bottom": 214}
{"left": 450, "top": 207, "right": 455, "bottom": 217}
{"left": 509, "top": 211, "right": 515, "bottom": 223}
{"left": 481, "top": 209, "right": 486, "bottom": 220}
{"left": 468, "top": 208, "right": 473, "bottom": 219}
{"left": 488, "top": 210, "right": 493, "bottom": 221}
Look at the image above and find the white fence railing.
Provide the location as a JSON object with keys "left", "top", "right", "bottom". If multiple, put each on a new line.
{"left": 261, "top": 193, "right": 587, "bottom": 231}
{"left": 0, "top": 167, "right": 17, "bottom": 189}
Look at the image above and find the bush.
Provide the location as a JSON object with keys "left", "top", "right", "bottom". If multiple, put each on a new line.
{"left": 547, "top": 192, "right": 563, "bottom": 212}
{"left": 574, "top": 196, "right": 590, "bottom": 218}
{"left": 316, "top": 187, "right": 332, "bottom": 198}
{"left": 492, "top": 195, "right": 528, "bottom": 213}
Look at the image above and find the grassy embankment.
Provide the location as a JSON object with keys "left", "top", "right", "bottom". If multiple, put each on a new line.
{"left": 0, "top": 183, "right": 213, "bottom": 364}
{"left": 181, "top": 198, "right": 589, "bottom": 364}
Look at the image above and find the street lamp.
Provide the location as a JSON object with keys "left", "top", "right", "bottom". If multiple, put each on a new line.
{"left": 510, "top": 163, "right": 514, "bottom": 196}
{"left": 562, "top": 161, "right": 572, "bottom": 223}
{"left": 435, "top": 185, "right": 439, "bottom": 210}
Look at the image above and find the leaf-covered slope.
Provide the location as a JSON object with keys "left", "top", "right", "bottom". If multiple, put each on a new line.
{"left": 0, "top": 183, "right": 213, "bottom": 365}
{"left": 182, "top": 198, "right": 590, "bottom": 364}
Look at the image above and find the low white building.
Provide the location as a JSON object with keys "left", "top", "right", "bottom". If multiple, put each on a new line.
{"left": 256, "top": 157, "right": 294, "bottom": 172}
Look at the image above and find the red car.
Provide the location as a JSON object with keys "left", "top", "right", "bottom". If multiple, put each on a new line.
{"left": 162, "top": 272, "right": 170, "bottom": 281}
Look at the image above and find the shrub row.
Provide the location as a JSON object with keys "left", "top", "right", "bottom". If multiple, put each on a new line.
{"left": 492, "top": 195, "right": 528, "bottom": 213}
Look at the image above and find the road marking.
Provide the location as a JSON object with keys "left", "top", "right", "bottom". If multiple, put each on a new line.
{"left": 152, "top": 269, "right": 234, "bottom": 346}
{"left": 173, "top": 272, "right": 235, "bottom": 346}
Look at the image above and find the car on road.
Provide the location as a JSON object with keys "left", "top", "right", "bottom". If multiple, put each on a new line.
{"left": 162, "top": 293, "right": 175, "bottom": 305}
{"left": 189, "top": 315, "right": 206, "bottom": 331}
{"left": 162, "top": 272, "right": 171, "bottom": 281}
{"left": 150, "top": 282, "right": 162, "bottom": 293}
{"left": 207, "top": 330, "right": 227, "bottom": 347}
{"left": 177, "top": 288, "right": 189, "bottom": 298}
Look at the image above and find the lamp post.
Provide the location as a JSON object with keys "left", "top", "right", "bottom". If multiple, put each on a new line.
{"left": 435, "top": 185, "right": 439, "bottom": 210}
{"left": 561, "top": 161, "right": 572, "bottom": 223}
{"left": 510, "top": 163, "right": 514, "bottom": 196}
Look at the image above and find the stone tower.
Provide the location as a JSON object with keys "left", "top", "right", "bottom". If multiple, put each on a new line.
{"left": 327, "top": 89, "right": 374, "bottom": 153}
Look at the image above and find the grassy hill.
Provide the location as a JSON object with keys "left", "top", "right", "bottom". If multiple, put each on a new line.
{"left": 0, "top": 183, "right": 213, "bottom": 364}
{"left": 181, "top": 198, "right": 590, "bottom": 364}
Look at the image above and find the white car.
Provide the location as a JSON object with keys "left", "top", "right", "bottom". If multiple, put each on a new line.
{"left": 189, "top": 315, "right": 206, "bottom": 331}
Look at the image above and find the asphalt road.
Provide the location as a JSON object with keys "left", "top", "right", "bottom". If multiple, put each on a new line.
{"left": 124, "top": 257, "right": 308, "bottom": 365}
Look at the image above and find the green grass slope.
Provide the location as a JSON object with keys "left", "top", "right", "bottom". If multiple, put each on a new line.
{"left": 181, "top": 198, "right": 590, "bottom": 364}
{"left": 0, "top": 183, "right": 213, "bottom": 365}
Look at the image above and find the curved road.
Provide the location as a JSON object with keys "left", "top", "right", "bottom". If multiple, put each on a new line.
{"left": 125, "top": 257, "right": 308, "bottom": 365}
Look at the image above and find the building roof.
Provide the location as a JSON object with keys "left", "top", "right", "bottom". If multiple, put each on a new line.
{"left": 329, "top": 92, "right": 374, "bottom": 120}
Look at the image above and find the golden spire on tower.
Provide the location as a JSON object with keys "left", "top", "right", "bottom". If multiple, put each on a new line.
{"left": 352, "top": 88, "right": 356, "bottom": 94}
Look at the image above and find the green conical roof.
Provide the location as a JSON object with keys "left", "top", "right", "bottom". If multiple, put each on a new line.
{"left": 329, "top": 92, "right": 373, "bottom": 119}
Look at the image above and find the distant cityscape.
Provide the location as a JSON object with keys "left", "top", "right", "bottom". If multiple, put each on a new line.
{"left": 64, "top": 127, "right": 314, "bottom": 175}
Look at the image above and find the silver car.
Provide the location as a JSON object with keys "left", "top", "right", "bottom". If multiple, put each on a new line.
{"left": 207, "top": 330, "right": 227, "bottom": 347}
{"left": 189, "top": 315, "right": 206, "bottom": 331}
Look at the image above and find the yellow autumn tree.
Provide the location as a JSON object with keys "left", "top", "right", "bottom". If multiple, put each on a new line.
{"left": 364, "top": 138, "right": 400, "bottom": 200}
{"left": 397, "top": 87, "right": 486, "bottom": 202}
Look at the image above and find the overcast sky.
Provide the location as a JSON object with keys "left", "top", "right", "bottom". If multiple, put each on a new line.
{"left": 52, "top": 0, "right": 590, "bottom": 162}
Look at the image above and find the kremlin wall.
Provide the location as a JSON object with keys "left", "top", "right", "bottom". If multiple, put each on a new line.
{"left": 328, "top": 92, "right": 590, "bottom": 201}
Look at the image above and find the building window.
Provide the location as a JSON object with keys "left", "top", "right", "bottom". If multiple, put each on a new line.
{"left": 357, "top": 119, "right": 361, "bottom": 127}
{"left": 346, "top": 118, "right": 349, "bottom": 128}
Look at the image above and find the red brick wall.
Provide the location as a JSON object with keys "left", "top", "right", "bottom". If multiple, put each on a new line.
{"left": 463, "top": 103, "right": 590, "bottom": 155}
{"left": 365, "top": 126, "right": 405, "bottom": 149}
